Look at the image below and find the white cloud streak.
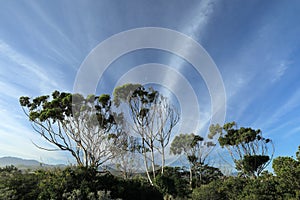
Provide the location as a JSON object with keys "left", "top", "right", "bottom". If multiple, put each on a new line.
{"left": 0, "top": 103, "right": 71, "bottom": 164}
{"left": 271, "top": 60, "right": 290, "bottom": 83}
{"left": 0, "top": 40, "right": 66, "bottom": 94}
{"left": 164, "top": 0, "right": 220, "bottom": 135}
{"left": 0, "top": 40, "right": 69, "bottom": 164}
{"left": 271, "top": 92, "right": 300, "bottom": 122}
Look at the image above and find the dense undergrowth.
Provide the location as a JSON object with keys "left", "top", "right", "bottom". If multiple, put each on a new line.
{"left": 0, "top": 152, "right": 299, "bottom": 200}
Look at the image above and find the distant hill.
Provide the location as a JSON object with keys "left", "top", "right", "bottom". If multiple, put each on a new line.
{"left": 0, "top": 156, "right": 65, "bottom": 170}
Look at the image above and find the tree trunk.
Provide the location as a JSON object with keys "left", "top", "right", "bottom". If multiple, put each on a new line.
{"left": 161, "top": 145, "right": 165, "bottom": 174}
{"left": 143, "top": 151, "right": 153, "bottom": 185}
{"left": 189, "top": 165, "right": 193, "bottom": 187}
{"left": 142, "top": 139, "right": 153, "bottom": 185}
{"left": 151, "top": 144, "right": 156, "bottom": 179}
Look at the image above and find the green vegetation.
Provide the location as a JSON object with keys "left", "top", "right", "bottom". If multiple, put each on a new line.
{"left": 0, "top": 166, "right": 162, "bottom": 200}
{"left": 15, "top": 87, "right": 300, "bottom": 199}
{"left": 209, "top": 122, "right": 274, "bottom": 178}
{"left": 1, "top": 154, "right": 300, "bottom": 200}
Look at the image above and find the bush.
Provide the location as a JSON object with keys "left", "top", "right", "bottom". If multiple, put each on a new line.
{"left": 192, "top": 176, "right": 248, "bottom": 200}
{"left": 118, "top": 177, "right": 163, "bottom": 200}
{"left": 239, "top": 172, "right": 280, "bottom": 200}
{"left": 192, "top": 180, "right": 225, "bottom": 200}
{"left": 0, "top": 166, "right": 39, "bottom": 200}
{"left": 37, "top": 166, "right": 162, "bottom": 200}
{"left": 154, "top": 167, "right": 190, "bottom": 199}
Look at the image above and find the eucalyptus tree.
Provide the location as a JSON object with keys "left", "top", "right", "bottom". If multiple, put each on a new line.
{"left": 19, "top": 91, "right": 122, "bottom": 168}
{"left": 170, "top": 133, "right": 216, "bottom": 186}
{"left": 209, "top": 122, "right": 274, "bottom": 177}
{"left": 113, "top": 83, "right": 179, "bottom": 185}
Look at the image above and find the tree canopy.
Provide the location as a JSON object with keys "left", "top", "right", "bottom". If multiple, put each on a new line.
{"left": 113, "top": 84, "right": 179, "bottom": 184}
{"left": 19, "top": 91, "right": 121, "bottom": 168}
{"left": 209, "top": 122, "right": 274, "bottom": 177}
{"left": 170, "top": 133, "right": 216, "bottom": 187}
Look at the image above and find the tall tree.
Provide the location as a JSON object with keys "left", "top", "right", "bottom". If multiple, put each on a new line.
{"left": 154, "top": 94, "right": 180, "bottom": 174}
{"left": 209, "top": 122, "right": 274, "bottom": 177}
{"left": 113, "top": 84, "right": 179, "bottom": 184}
{"left": 19, "top": 91, "right": 121, "bottom": 168}
{"left": 170, "top": 133, "right": 215, "bottom": 186}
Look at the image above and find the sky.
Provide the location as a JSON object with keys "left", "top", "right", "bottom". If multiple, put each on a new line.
{"left": 0, "top": 0, "right": 300, "bottom": 166}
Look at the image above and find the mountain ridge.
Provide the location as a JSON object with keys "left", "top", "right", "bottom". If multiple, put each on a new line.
{"left": 0, "top": 156, "right": 65, "bottom": 169}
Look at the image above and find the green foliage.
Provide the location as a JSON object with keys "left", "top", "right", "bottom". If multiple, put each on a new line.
{"left": 19, "top": 91, "right": 120, "bottom": 168}
{"left": 192, "top": 176, "right": 250, "bottom": 200}
{"left": 131, "top": 86, "right": 158, "bottom": 105}
{"left": 296, "top": 145, "right": 300, "bottom": 161}
{"left": 192, "top": 180, "right": 225, "bottom": 200}
{"left": 235, "top": 155, "right": 270, "bottom": 176}
{"left": 218, "top": 176, "right": 247, "bottom": 199}
{"left": 192, "top": 176, "right": 246, "bottom": 200}
{"left": 0, "top": 166, "right": 39, "bottom": 200}
{"left": 191, "top": 149, "right": 300, "bottom": 200}
{"left": 113, "top": 84, "right": 179, "bottom": 184}
{"left": 170, "top": 133, "right": 216, "bottom": 187}
{"left": 17, "top": 87, "right": 300, "bottom": 199}
{"left": 154, "top": 167, "right": 190, "bottom": 198}
{"left": 113, "top": 83, "right": 142, "bottom": 107}
{"left": 98, "top": 94, "right": 110, "bottom": 106}
{"left": 37, "top": 167, "right": 100, "bottom": 199}
{"left": 119, "top": 177, "right": 163, "bottom": 200}
{"left": 210, "top": 122, "right": 274, "bottom": 177}
{"left": 273, "top": 156, "right": 300, "bottom": 198}
{"left": 170, "top": 133, "right": 195, "bottom": 155}
{"left": 193, "top": 165, "right": 223, "bottom": 186}
{"left": 20, "top": 91, "right": 72, "bottom": 122}
{"left": 238, "top": 172, "right": 280, "bottom": 200}
{"left": 2, "top": 146, "right": 300, "bottom": 200}
{"left": 0, "top": 166, "right": 163, "bottom": 200}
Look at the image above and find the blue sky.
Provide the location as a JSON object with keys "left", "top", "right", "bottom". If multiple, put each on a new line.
{"left": 0, "top": 0, "right": 300, "bottom": 166}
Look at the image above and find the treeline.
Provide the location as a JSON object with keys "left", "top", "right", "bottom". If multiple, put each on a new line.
{"left": 15, "top": 85, "right": 300, "bottom": 199}
{"left": 0, "top": 149, "right": 299, "bottom": 200}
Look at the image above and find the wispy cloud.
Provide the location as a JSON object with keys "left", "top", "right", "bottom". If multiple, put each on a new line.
{"left": 220, "top": 6, "right": 297, "bottom": 124}
{"left": 259, "top": 88, "right": 300, "bottom": 128}
{"left": 0, "top": 40, "right": 71, "bottom": 163}
{"left": 0, "top": 40, "right": 65, "bottom": 94}
{"left": 0, "top": 80, "right": 25, "bottom": 99}
{"left": 0, "top": 102, "right": 70, "bottom": 164}
{"left": 28, "top": 2, "right": 83, "bottom": 66}
{"left": 283, "top": 125, "right": 300, "bottom": 138}
{"left": 182, "top": 0, "right": 216, "bottom": 39}
{"left": 271, "top": 60, "right": 290, "bottom": 83}
{"left": 163, "top": 0, "right": 221, "bottom": 135}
